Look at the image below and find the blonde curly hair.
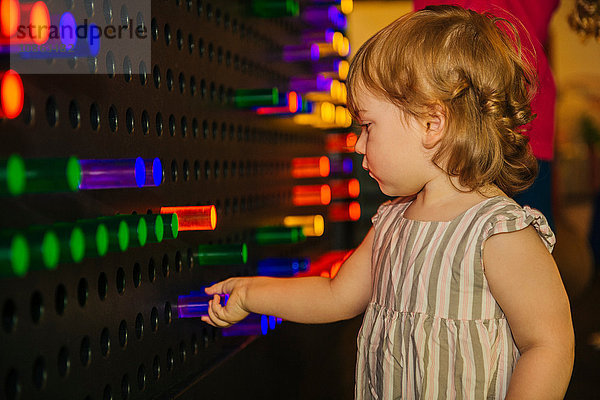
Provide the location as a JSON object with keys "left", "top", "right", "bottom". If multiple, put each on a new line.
{"left": 347, "top": 5, "right": 539, "bottom": 196}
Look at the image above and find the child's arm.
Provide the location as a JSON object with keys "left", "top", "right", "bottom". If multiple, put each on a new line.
{"left": 484, "top": 226, "right": 574, "bottom": 400}
{"left": 201, "top": 227, "right": 375, "bottom": 327}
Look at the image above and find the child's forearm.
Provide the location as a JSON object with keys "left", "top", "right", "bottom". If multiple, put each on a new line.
{"left": 505, "top": 345, "right": 574, "bottom": 399}
{"left": 242, "top": 275, "right": 362, "bottom": 323}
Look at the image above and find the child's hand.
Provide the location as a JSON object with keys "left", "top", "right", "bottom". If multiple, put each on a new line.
{"left": 201, "top": 278, "right": 250, "bottom": 328}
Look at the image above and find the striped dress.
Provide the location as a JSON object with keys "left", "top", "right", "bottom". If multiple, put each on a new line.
{"left": 355, "top": 195, "right": 555, "bottom": 399}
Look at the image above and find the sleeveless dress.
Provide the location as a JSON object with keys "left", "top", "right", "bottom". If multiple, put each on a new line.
{"left": 355, "top": 196, "right": 555, "bottom": 399}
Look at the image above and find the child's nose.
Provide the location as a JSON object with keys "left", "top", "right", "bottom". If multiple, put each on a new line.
{"left": 355, "top": 131, "right": 366, "bottom": 155}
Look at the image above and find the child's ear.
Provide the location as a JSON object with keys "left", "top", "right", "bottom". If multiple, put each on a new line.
{"left": 422, "top": 104, "right": 446, "bottom": 148}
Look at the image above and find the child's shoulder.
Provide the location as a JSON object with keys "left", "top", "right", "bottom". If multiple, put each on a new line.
{"left": 478, "top": 196, "right": 555, "bottom": 253}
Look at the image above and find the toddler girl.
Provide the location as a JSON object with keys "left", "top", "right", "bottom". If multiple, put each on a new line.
{"left": 203, "top": 5, "right": 574, "bottom": 399}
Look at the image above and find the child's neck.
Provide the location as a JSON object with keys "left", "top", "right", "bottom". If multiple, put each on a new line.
{"left": 403, "top": 177, "right": 505, "bottom": 222}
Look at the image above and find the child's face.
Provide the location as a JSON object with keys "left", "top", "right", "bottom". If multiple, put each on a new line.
{"left": 354, "top": 90, "right": 436, "bottom": 197}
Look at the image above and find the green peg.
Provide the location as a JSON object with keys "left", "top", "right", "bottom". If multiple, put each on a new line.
{"left": 235, "top": 87, "right": 279, "bottom": 108}
{"left": 0, "top": 154, "right": 26, "bottom": 196}
{"left": 255, "top": 226, "right": 306, "bottom": 245}
{"left": 196, "top": 243, "right": 248, "bottom": 265}
{"left": 0, "top": 233, "right": 29, "bottom": 277}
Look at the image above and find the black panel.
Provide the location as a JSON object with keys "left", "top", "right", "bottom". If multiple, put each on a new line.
{"left": 0, "top": 1, "right": 367, "bottom": 399}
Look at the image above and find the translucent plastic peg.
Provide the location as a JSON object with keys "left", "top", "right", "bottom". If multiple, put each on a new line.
{"left": 118, "top": 215, "right": 148, "bottom": 247}
{"left": 251, "top": 0, "right": 299, "bottom": 17}
{"left": 160, "top": 206, "right": 215, "bottom": 231}
{"left": 257, "top": 257, "right": 310, "bottom": 277}
{"left": 0, "top": 70, "right": 24, "bottom": 119}
{"left": 0, "top": 233, "right": 29, "bottom": 277}
{"left": 196, "top": 243, "right": 248, "bottom": 265}
{"left": 23, "top": 157, "right": 81, "bottom": 193}
{"left": 291, "top": 156, "right": 330, "bottom": 178}
{"left": 234, "top": 88, "right": 279, "bottom": 108}
{"left": 75, "top": 220, "right": 109, "bottom": 257}
{"left": 160, "top": 213, "right": 179, "bottom": 239}
{"left": 255, "top": 226, "right": 306, "bottom": 245}
{"left": 293, "top": 184, "right": 332, "bottom": 206}
{"left": 283, "top": 214, "right": 325, "bottom": 237}
{"left": 96, "top": 216, "right": 129, "bottom": 252}
{"left": 330, "top": 178, "right": 360, "bottom": 199}
{"left": 0, "top": 154, "right": 25, "bottom": 196}
{"left": 146, "top": 214, "right": 164, "bottom": 243}
{"left": 25, "top": 227, "right": 60, "bottom": 271}
{"left": 52, "top": 223, "right": 85, "bottom": 263}
{"left": 221, "top": 314, "right": 274, "bottom": 336}
{"left": 177, "top": 291, "right": 228, "bottom": 318}
{"left": 328, "top": 201, "right": 361, "bottom": 222}
{"left": 79, "top": 157, "right": 146, "bottom": 190}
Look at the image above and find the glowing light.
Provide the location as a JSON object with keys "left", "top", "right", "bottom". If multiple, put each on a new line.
{"left": 337, "top": 60, "right": 349, "bottom": 80}
{"left": 222, "top": 314, "right": 277, "bottom": 336}
{"left": 160, "top": 205, "right": 216, "bottom": 231}
{"left": 26, "top": 228, "right": 60, "bottom": 270}
{"left": 292, "top": 156, "right": 330, "bottom": 178}
{"left": 79, "top": 158, "right": 147, "bottom": 190}
{"left": 257, "top": 257, "right": 310, "bottom": 277}
{"left": 310, "top": 43, "right": 320, "bottom": 60}
{"left": 331, "top": 31, "right": 343, "bottom": 53}
{"left": 330, "top": 260, "right": 343, "bottom": 278}
{"left": 325, "top": 133, "right": 357, "bottom": 153}
{"left": 302, "top": 5, "right": 346, "bottom": 29}
{"left": 293, "top": 184, "right": 331, "bottom": 206}
{"left": 283, "top": 214, "right": 325, "bottom": 237}
{"left": 319, "top": 102, "right": 335, "bottom": 124}
{"left": 29, "top": 1, "right": 50, "bottom": 45}
{"left": 21, "top": 156, "right": 81, "bottom": 193}
{"left": 335, "top": 106, "right": 347, "bottom": 126}
{"left": 119, "top": 215, "right": 148, "bottom": 247}
{"left": 0, "top": 233, "right": 28, "bottom": 278}
{"left": 347, "top": 133, "right": 358, "bottom": 148}
{"left": 329, "top": 156, "right": 353, "bottom": 174}
{"left": 289, "top": 76, "right": 333, "bottom": 93}
{"left": 255, "top": 91, "right": 300, "bottom": 115}
{"left": 76, "top": 219, "right": 109, "bottom": 257}
{"left": 52, "top": 223, "right": 85, "bottom": 263}
{"left": 340, "top": 83, "right": 347, "bottom": 104}
{"left": 161, "top": 213, "right": 179, "bottom": 239}
{"left": 235, "top": 88, "right": 279, "bottom": 108}
{"left": 146, "top": 214, "right": 164, "bottom": 243}
{"left": 0, "top": 154, "right": 25, "bottom": 196}
{"left": 177, "top": 291, "right": 228, "bottom": 318}
{"left": 87, "top": 23, "right": 101, "bottom": 56}
{"left": 0, "top": 0, "right": 20, "bottom": 37}
{"left": 0, "top": 70, "right": 23, "bottom": 119}
{"left": 330, "top": 178, "right": 360, "bottom": 199}
{"left": 144, "top": 158, "right": 163, "bottom": 187}
{"left": 97, "top": 216, "right": 129, "bottom": 252}
{"left": 59, "top": 12, "right": 77, "bottom": 47}
{"left": 195, "top": 243, "right": 247, "bottom": 265}
{"left": 340, "top": 0, "right": 353, "bottom": 14}
{"left": 297, "top": 249, "right": 353, "bottom": 278}
{"left": 339, "top": 37, "right": 350, "bottom": 57}
{"left": 255, "top": 226, "right": 306, "bottom": 244}
{"left": 251, "top": 0, "right": 299, "bottom": 17}
{"left": 288, "top": 91, "right": 299, "bottom": 113}
{"left": 329, "top": 201, "right": 361, "bottom": 222}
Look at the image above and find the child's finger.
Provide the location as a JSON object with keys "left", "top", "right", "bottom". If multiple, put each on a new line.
{"left": 208, "top": 295, "right": 233, "bottom": 328}
{"left": 204, "top": 281, "right": 223, "bottom": 295}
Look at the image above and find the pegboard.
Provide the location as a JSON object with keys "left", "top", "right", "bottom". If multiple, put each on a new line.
{"left": 0, "top": 1, "right": 363, "bottom": 399}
